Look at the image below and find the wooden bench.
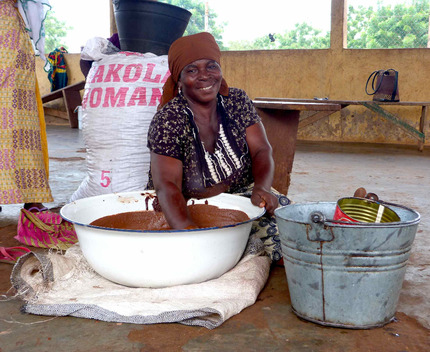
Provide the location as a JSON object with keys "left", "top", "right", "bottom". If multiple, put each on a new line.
{"left": 256, "top": 97, "right": 429, "bottom": 151}
{"left": 42, "top": 80, "right": 86, "bottom": 128}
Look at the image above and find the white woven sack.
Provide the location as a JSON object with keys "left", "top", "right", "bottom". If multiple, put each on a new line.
{"left": 70, "top": 43, "right": 169, "bottom": 202}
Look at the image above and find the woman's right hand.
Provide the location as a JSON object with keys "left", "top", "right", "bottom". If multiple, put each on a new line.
{"left": 150, "top": 152, "right": 197, "bottom": 229}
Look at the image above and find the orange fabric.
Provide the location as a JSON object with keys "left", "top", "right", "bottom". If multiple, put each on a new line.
{"left": 159, "top": 32, "right": 229, "bottom": 108}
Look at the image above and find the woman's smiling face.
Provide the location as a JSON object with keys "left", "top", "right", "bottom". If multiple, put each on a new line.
{"left": 178, "top": 59, "right": 222, "bottom": 105}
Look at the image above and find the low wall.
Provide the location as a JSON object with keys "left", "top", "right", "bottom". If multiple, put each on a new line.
{"left": 36, "top": 47, "right": 430, "bottom": 147}
{"left": 221, "top": 48, "right": 429, "bottom": 147}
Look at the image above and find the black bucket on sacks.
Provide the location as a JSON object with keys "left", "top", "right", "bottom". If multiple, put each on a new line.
{"left": 113, "top": 0, "right": 192, "bottom": 55}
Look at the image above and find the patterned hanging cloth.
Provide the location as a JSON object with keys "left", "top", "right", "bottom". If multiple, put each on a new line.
{"left": 0, "top": 0, "right": 53, "bottom": 205}
{"left": 47, "top": 46, "right": 68, "bottom": 91}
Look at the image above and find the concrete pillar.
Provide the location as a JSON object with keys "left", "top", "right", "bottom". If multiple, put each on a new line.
{"left": 330, "top": 0, "right": 347, "bottom": 51}
{"left": 110, "top": 0, "right": 117, "bottom": 36}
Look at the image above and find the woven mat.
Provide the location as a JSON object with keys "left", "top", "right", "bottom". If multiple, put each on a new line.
{"left": 10, "top": 236, "right": 270, "bottom": 329}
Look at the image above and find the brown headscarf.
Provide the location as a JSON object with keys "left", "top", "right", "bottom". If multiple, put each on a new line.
{"left": 159, "top": 32, "right": 229, "bottom": 108}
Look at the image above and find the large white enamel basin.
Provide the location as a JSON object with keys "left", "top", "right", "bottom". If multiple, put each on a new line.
{"left": 60, "top": 191, "right": 265, "bottom": 288}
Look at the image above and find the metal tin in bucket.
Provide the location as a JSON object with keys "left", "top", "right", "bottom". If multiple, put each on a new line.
{"left": 334, "top": 197, "right": 400, "bottom": 223}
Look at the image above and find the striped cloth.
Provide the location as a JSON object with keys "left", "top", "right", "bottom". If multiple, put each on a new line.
{"left": 0, "top": 0, "right": 52, "bottom": 205}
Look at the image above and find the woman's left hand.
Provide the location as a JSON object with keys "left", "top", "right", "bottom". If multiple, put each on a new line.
{"left": 251, "top": 187, "right": 278, "bottom": 215}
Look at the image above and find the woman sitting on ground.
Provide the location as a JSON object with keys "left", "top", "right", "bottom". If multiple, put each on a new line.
{"left": 147, "top": 32, "right": 289, "bottom": 261}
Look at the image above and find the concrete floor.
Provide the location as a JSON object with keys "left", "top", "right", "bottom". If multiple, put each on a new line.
{"left": 0, "top": 125, "right": 429, "bottom": 351}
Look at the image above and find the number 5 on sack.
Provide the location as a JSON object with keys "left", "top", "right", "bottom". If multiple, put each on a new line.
{"left": 100, "top": 170, "right": 112, "bottom": 188}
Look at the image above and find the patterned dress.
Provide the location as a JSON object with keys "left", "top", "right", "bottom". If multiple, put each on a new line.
{"left": 0, "top": 0, "right": 53, "bottom": 205}
{"left": 147, "top": 88, "right": 258, "bottom": 198}
{"left": 147, "top": 88, "right": 289, "bottom": 261}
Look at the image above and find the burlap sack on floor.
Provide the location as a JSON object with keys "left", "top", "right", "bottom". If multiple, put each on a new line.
{"left": 10, "top": 237, "right": 270, "bottom": 329}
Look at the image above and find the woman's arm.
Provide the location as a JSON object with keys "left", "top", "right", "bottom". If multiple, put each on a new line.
{"left": 246, "top": 122, "right": 278, "bottom": 214}
{"left": 150, "top": 152, "right": 197, "bottom": 229}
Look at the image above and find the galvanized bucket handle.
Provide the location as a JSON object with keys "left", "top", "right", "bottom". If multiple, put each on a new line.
{"left": 307, "top": 211, "right": 335, "bottom": 242}
{"left": 310, "top": 211, "right": 352, "bottom": 226}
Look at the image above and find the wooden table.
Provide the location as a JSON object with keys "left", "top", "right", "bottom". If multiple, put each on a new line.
{"left": 253, "top": 98, "right": 342, "bottom": 195}
{"left": 42, "top": 80, "right": 86, "bottom": 128}
{"left": 256, "top": 97, "right": 429, "bottom": 151}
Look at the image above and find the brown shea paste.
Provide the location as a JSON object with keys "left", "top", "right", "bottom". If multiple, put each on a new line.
{"left": 90, "top": 204, "right": 250, "bottom": 231}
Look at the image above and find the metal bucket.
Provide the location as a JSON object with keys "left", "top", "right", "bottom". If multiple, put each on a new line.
{"left": 275, "top": 201, "right": 420, "bottom": 329}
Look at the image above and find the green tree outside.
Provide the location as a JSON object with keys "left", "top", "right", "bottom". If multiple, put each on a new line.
{"left": 160, "top": 0, "right": 227, "bottom": 49}
{"left": 228, "top": 23, "right": 330, "bottom": 51}
{"left": 227, "top": 0, "right": 429, "bottom": 50}
{"left": 347, "top": 0, "right": 430, "bottom": 48}
{"left": 43, "top": 0, "right": 430, "bottom": 52}
{"left": 44, "top": 10, "right": 71, "bottom": 53}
